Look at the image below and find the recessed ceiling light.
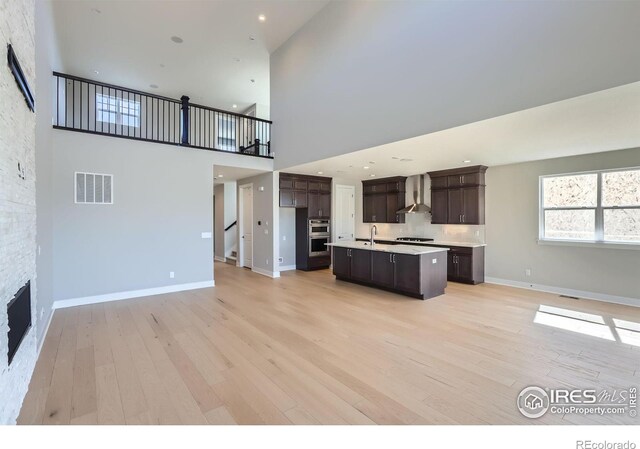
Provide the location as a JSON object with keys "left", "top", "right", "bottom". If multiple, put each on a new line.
{"left": 317, "top": 171, "right": 323, "bottom": 175}
{"left": 258, "top": 14, "right": 266, "bottom": 22}
{"left": 91, "top": 8, "right": 101, "bottom": 14}
{"left": 234, "top": 58, "right": 241, "bottom": 62}
{"left": 391, "top": 157, "right": 399, "bottom": 160}
{"left": 368, "top": 161, "right": 376, "bottom": 164}
{"left": 463, "top": 160, "right": 472, "bottom": 163}
{"left": 218, "top": 174, "right": 224, "bottom": 178}
{"left": 232, "top": 104, "right": 237, "bottom": 109}
{"left": 249, "top": 36, "right": 256, "bottom": 41}
{"left": 171, "top": 36, "right": 183, "bottom": 44}
{"left": 159, "top": 63, "right": 165, "bottom": 68}
{"left": 149, "top": 84, "right": 159, "bottom": 89}
{"left": 93, "top": 70, "right": 99, "bottom": 75}
{"left": 370, "top": 174, "right": 376, "bottom": 177}
{"left": 250, "top": 79, "right": 255, "bottom": 83}
{"left": 363, "top": 166, "right": 370, "bottom": 170}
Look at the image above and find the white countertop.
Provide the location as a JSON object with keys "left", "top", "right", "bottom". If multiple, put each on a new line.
{"left": 356, "top": 237, "right": 486, "bottom": 248}
{"left": 327, "top": 241, "right": 449, "bottom": 255}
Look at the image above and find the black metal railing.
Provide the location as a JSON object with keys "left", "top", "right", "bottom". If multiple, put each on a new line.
{"left": 224, "top": 220, "right": 237, "bottom": 232}
{"left": 52, "top": 72, "right": 273, "bottom": 158}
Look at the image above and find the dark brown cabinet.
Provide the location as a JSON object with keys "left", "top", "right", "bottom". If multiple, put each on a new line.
{"left": 280, "top": 173, "right": 330, "bottom": 211}
{"left": 430, "top": 189, "right": 448, "bottom": 224}
{"left": 308, "top": 191, "right": 331, "bottom": 218}
{"left": 332, "top": 247, "right": 371, "bottom": 282}
{"left": 362, "top": 176, "right": 407, "bottom": 223}
{"left": 427, "top": 166, "right": 487, "bottom": 225}
{"left": 371, "top": 251, "right": 395, "bottom": 288}
{"left": 446, "top": 246, "right": 484, "bottom": 284}
{"left": 333, "top": 246, "right": 447, "bottom": 299}
{"left": 332, "top": 247, "right": 351, "bottom": 278}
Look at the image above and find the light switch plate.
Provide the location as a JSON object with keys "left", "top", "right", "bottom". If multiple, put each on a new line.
{"left": 432, "top": 259, "right": 437, "bottom": 264}
{"left": 201, "top": 232, "right": 212, "bottom": 239}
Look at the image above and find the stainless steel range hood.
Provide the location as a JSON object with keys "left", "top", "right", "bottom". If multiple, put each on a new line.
{"left": 397, "top": 174, "right": 431, "bottom": 215}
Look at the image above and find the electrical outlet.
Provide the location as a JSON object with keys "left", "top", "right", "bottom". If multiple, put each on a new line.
{"left": 525, "top": 268, "right": 531, "bottom": 277}
{"left": 266, "top": 258, "right": 269, "bottom": 265}
{"left": 264, "top": 229, "right": 269, "bottom": 235}
{"left": 432, "top": 258, "right": 437, "bottom": 264}
{"left": 169, "top": 271, "right": 175, "bottom": 278}
{"left": 475, "top": 230, "right": 480, "bottom": 237}
{"left": 282, "top": 235, "right": 286, "bottom": 241}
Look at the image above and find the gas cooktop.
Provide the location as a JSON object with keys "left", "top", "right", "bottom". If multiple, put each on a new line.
{"left": 396, "top": 237, "right": 434, "bottom": 242}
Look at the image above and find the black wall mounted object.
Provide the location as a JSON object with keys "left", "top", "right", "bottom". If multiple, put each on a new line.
{"left": 8, "top": 281, "right": 32, "bottom": 365}
{"left": 7, "top": 44, "right": 35, "bottom": 112}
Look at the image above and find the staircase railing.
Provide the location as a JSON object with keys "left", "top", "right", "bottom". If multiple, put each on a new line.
{"left": 52, "top": 72, "right": 273, "bottom": 159}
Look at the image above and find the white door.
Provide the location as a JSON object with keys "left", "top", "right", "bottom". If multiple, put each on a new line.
{"left": 335, "top": 185, "right": 355, "bottom": 241}
{"left": 240, "top": 185, "right": 253, "bottom": 268}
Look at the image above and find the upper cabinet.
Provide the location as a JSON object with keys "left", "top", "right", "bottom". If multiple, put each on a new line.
{"left": 427, "top": 166, "right": 487, "bottom": 225}
{"left": 362, "top": 176, "right": 407, "bottom": 223}
{"left": 280, "top": 173, "right": 331, "bottom": 218}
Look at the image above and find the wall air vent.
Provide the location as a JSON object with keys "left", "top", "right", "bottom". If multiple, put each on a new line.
{"left": 75, "top": 172, "right": 113, "bottom": 204}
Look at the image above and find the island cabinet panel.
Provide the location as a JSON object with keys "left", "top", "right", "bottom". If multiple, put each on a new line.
{"left": 427, "top": 165, "right": 487, "bottom": 225}
{"left": 393, "top": 254, "right": 422, "bottom": 295}
{"left": 350, "top": 249, "right": 372, "bottom": 282}
{"left": 371, "top": 251, "right": 395, "bottom": 288}
{"left": 331, "top": 245, "right": 448, "bottom": 299}
{"left": 332, "top": 247, "right": 351, "bottom": 278}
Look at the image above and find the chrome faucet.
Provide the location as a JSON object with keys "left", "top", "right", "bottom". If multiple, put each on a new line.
{"left": 370, "top": 224, "right": 377, "bottom": 246}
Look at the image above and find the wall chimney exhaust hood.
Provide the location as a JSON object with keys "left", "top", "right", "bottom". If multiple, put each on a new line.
{"left": 397, "top": 174, "right": 431, "bottom": 214}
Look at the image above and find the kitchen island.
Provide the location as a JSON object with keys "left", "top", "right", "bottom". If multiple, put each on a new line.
{"left": 326, "top": 241, "right": 449, "bottom": 299}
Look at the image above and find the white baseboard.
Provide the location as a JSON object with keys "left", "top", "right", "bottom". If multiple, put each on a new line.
{"left": 485, "top": 277, "right": 639, "bottom": 308}
{"left": 252, "top": 267, "right": 281, "bottom": 279}
{"left": 37, "top": 309, "right": 54, "bottom": 353}
{"left": 53, "top": 280, "right": 216, "bottom": 310}
{"left": 279, "top": 265, "right": 297, "bottom": 272}
{"left": 214, "top": 256, "right": 226, "bottom": 262}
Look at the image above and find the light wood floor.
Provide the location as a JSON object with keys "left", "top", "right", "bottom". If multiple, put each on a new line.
{"left": 18, "top": 262, "right": 640, "bottom": 424}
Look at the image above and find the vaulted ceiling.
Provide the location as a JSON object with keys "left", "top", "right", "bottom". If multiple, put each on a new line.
{"left": 50, "top": 0, "right": 329, "bottom": 115}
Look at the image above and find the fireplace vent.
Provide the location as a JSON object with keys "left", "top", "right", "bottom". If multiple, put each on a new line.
{"left": 7, "top": 281, "right": 31, "bottom": 365}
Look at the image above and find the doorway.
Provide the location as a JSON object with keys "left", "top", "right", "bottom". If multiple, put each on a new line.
{"left": 238, "top": 183, "right": 253, "bottom": 268}
{"left": 334, "top": 184, "right": 355, "bottom": 242}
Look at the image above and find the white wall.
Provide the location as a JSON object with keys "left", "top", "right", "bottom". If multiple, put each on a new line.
{"left": 271, "top": 0, "right": 640, "bottom": 170}
{"left": 34, "top": 0, "right": 61, "bottom": 348}
{"left": 48, "top": 130, "right": 272, "bottom": 303}
{"left": 0, "top": 0, "right": 37, "bottom": 425}
{"left": 485, "top": 147, "right": 640, "bottom": 304}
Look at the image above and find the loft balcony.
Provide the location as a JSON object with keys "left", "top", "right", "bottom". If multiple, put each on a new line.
{"left": 52, "top": 72, "right": 273, "bottom": 158}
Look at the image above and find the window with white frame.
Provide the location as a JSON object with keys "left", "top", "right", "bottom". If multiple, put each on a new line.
{"left": 540, "top": 168, "right": 640, "bottom": 243}
{"left": 96, "top": 93, "right": 140, "bottom": 128}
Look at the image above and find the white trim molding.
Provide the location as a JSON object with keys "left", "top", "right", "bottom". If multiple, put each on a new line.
{"left": 214, "top": 255, "right": 226, "bottom": 262}
{"left": 252, "top": 267, "right": 281, "bottom": 279}
{"left": 485, "top": 277, "right": 639, "bottom": 308}
{"left": 53, "top": 280, "right": 216, "bottom": 310}
{"left": 278, "top": 265, "right": 297, "bottom": 272}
